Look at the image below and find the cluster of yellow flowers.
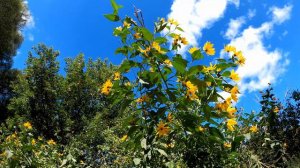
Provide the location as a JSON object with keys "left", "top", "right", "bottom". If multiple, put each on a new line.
{"left": 185, "top": 81, "right": 199, "bottom": 100}
{"left": 172, "top": 34, "right": 188, "bottom": 46}
{"left": 156, "top": 121, "right": 170, "bottom": 137}
{"left": 23, "top": 121, "right": 32, "bottom": 129}
{"left": 189, "top": 41, "right": 215, "bottom": 56}
{"left": 101, "top": 79, "right": 113, "bottom": 95}
{"left": 224, "top": 45, "right": 246, "bottom": 66}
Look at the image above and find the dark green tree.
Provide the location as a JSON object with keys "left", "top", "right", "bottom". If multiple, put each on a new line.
{"left": 9, "top": 44, "right": 67, "bottom": 142}
{"left": 0, "top": 0, "right": 27, "bottom": 122}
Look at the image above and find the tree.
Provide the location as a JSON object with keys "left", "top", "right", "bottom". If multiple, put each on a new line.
{"left": 0, "top": 0, "right": 27, "bottom": 122}
{"left": 9, "top": 44, "right": 67, "bottom": 142}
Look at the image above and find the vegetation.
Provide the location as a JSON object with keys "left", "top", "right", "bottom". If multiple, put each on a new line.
{"left": 0, "top": 0, "right": 300, "bottom": 167}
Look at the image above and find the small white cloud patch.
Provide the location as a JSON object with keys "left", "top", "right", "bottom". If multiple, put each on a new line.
{"left": 269, "top": 4, "right": 292, "bottom": 24}
{"left": 225, "top": 17, "right": 245, "bottom": 40}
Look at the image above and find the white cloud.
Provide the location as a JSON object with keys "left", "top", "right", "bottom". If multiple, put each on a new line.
{"left": 223, "top": 5, "right": 292, "bottom": 94}
{"left": 166, "top": 0, "right": 237, "bottom": 53}
{"left": 224, "top": 17, "right": 245, "bottom": 39}
{"left": 228, "top": 0, "right": 240, "bottom": 8}
{"left": 247, "top": 9, "right": 256, "bottom": 19}
{"left": 269, "top": 4, "right": 292, "bottom": 24}
{"left": 28, "top": 33, "right": 34, "bottom": 41}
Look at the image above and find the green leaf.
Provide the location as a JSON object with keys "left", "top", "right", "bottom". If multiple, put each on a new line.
{"left": 191, "top": 49, "right": 203, "bottom": 61}
{"left": 188, "top": 65, "right": 203, "bottom": 76}
{"left": 176, "top": 27, "right": 184, "bottom": 32}
{"left": 154, "top": 37, "right": 167, "bottom": 44}
{"left": 133, "top": 158, "right": 141, "bottom": 165}
{"left": 155, "top": 148, "right": 168, "bottom": 157}
{"left": 110, "top": 0, "right": 123, "bottom": 14}
{"left": 222, "top": 71, "right": 231, "bottom": 77}
{"left": 141, "top": 138, "right": 147, "bottom": 149}
{"left": 104, "top": 14, "right": 120, "bottom": 22}
{"left": 172, "top": 55, "right": 187, "bottom": 74}
{"left": 141, "top": 28, "right": 153, "bottom": 41}
{"left": 118, "top": 60, "right": 137, "bottom": 72}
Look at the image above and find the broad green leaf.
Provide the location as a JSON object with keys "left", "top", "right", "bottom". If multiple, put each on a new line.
{"left": 110, "top": 0, "right": 123, "bottom": 14}
{"left": 172, "top": 55, "right": 187, "bottom": 74}
{"left": 191, "top": 49, "right": 203, "bottom": 60}
{"left": 154, "top": 37, "right": 167, "bottom": 44}
{"left": 188, "top": 65, "right": 203, "bottom": 76}
{"left": 141, "top": 138, "right": 147, "bottom": 149}
{"left": 104, "top": 14, "right": 120, "bottom": 22}
{"left": 141, "top": 28, "right": 153, "bottom": 41}
{"left": 118, "top": 60, "right": 137, "bottom": 72}
{"left": 222, "top": 71, "right": 231, "bottom": 77}
{"left": 133, "top": 158, "right": 141, "bottom": 165}
{"left": 155, "top": 148, "right": 168, "bottom": 157}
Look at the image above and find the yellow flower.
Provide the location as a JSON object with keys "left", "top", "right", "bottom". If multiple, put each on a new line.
{"left": 198, "top": 126, "right": 205, "bottom": 132}
{"left": 23, "top": 122, "right": 32, "bottom": 129}
{"left": 206, "top": 81, "right": 212, "bottom": 87}
{"left": 136, "top": 95, "right": 150, "bottom": 103}
{"left": 31, "top": 139, "right": 36, "bottom": 145}
{"left": 273, "top": 106, "right": 279, "bottom": 113}
{"left": 227, "top": 118, "right": 237, "bottom": 131}
{"left": 216, "top": 97, "right": 232, "bottom": 112}
{"left": 230, "top": 70, "right": 240, "bottom": 82}
{"left": 226, "top": 106, "right": 237, "bottom": 118}
{"left": 203, "top": 42, "right": 215, "bottom": 56}
{"left": 123, "top": 21, "right": 131, "bottom": 28}
{"left": 139, "top": 46, "right": 151, "bottom": 57}
{"left": 186, "top": 81, "right": 199, "bottom": 100}
{"left": 224, "top": 45, "right": 236, "bottom": 53}
{"left": 114, "top": 72, "right": 121, "bottom": 80}
{"left": 160, "top": 18, "right": 166, "bottom": 23}
{"left": 230, "top": 86, "right": 239, "bottom": 102}
{"left": 203, "top": 63, "right": 216, "bottom": 73}
{"left": 115, "top": 26, "right": 122, "bottom": 31}
{"left": 101, "top": 79, "right": 113, "bottom": 95}
{"left": 167, "top": 113, "right": 173, "bottom": 122}
{"left": 168, "top": 18, "right": 179, "bottom": 26}
{"left": 250, "top": 125, "right": 258, "bottom": 133}
{"left": 38, "top": 136, "right": 43, "bottom": 141}
{"left": 133, "top": 33, "right": 141, "bottom": 39}
{"left": 180, "top": 37, "right": 188, "bottom": 45}
{"left": 189, "top": 47, "right": 199, "bottom": 54}
{"left": 164, "top": 59, "right": 173, "bottom": 67}
{"left": 47, "top": 139, "right": 56, "bottom": 145}
{"left": 156, "top": 121, "right": 170, "bottom": 137}
{"left": 121, "top": 135, "right": 128, "bottom": 142}
{"left": 152, "top": 42, "right": 166, "bottom": 54}
{"left": 224, "top": 142, "right": 232, "bottom": 148}
{"left": 124, "top": 81, "right": 131, "bottom": 87}
{"left": 235, "top": 51, "right": 246, "bottom": 66}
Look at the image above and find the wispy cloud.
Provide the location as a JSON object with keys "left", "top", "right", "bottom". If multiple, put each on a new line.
{"left": 166, "top": 0, "right": 238, "bottom": 53}
{"left": 224, "top": 4, "right": 292, "bottom": 93}
{"left": 224, "top": 17, "right": 245, "bottom": 40}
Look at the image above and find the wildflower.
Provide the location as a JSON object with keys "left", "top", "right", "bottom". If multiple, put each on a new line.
{"left": 124, "top": 81, "right": 131, "bottom": 87}
{"left": 216, "top": 97, "right": 232, "bottom": 112}
{"left": 136, "top": 95, "right": 150, "bottom": 103}
{"left": 224, "top": 45, "right": 236, "bottom": 53}
{"left": 198, "top": 126, "right": 205, "bottom": 132}
{"left": 250, "top": 125, "right": 258, "bottom": 133}
{"left": 203, "top": 63, "right": 217, "bottom": 73}
{"left": 206, "top": 81, "right": 212, "bottom": 87}
{"left": 186, "top": 81, "right": 199, "bottom": 100}
{"left": 203, "top": 42, "right": 215, "bottom": 56}
{"left": 273, "top": 106, "right": 279, "bottom": 113}
{"left": 38, "top": 136, "right": 43, "bottom": 141}
{"left": 224, "top": 142, "right": 231, "bottom": 148}
{"left": 121, "top": 135, "right": 128, "bottom": 142}
{"left": 114, "top": 72, "right": 121, "bottom": 80}
{"left": 23, "top": 121, "right": 32, "bottom": 129}
{"left": 115, "top": 26, "right": 122, "bottom": 31}
{"left": 123, "top": 21, "right": 131, "bottom": 28}
{"left": 160, "top": 18, "right": 165, "bottom": 23}
{"left": 133, "top": 33, "right": 141, "bottom": 39}
{"left": 189, "top": 47, "right": 199, "bottom": 54}
{"left": 156, "top": 121, "right": 170, "bottom": 137}
{"left": 227, "top": 106, "right": 237, "bottom": 118}
{"left": 152, "top": 42, "right": 166, "bottom": 54}
{"left": 235, "top": 51, "right": 246, "bottom": 66}
{"left": 181, "top": 37, "right": 188, "bottom": 45}
{"left": 47, "top": 139, "right": 56, "bottom": 145}
{"left": 230, "top": 70, "right": 240, "bottom": 82}
{"left": 101, "top": 79, "right": 113, "bottom": 95}
{"left": 139, "top": 46, "right": 151, "bottom": 56}
{"left": 227, "top": 118, "right": 237, "bottom": 131}
{"left": 31, "top": 139, "right": 36, "bottom": 145}
{"left": 164, "top": 59, "right": 173, "bottom": 67}
{"left": 167, "top": 113, "right": 173, "bottom": 122}
{"left": 168, "top": 18, "right": 179, "bottom": 26}
{"left": 231, "top": 86, "right": 239, "bottom": 102}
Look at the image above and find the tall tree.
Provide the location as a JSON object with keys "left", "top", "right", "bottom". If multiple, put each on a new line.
{"left": 0, "top": 0, "right": 27, "bottom": 122}
{"left": 9, "top": 44, "right": 67, "bottom": 141}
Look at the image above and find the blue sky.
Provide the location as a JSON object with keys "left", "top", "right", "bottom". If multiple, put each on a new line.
{"left": 17, "top": 0, "right": 299, "bottom": 112}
